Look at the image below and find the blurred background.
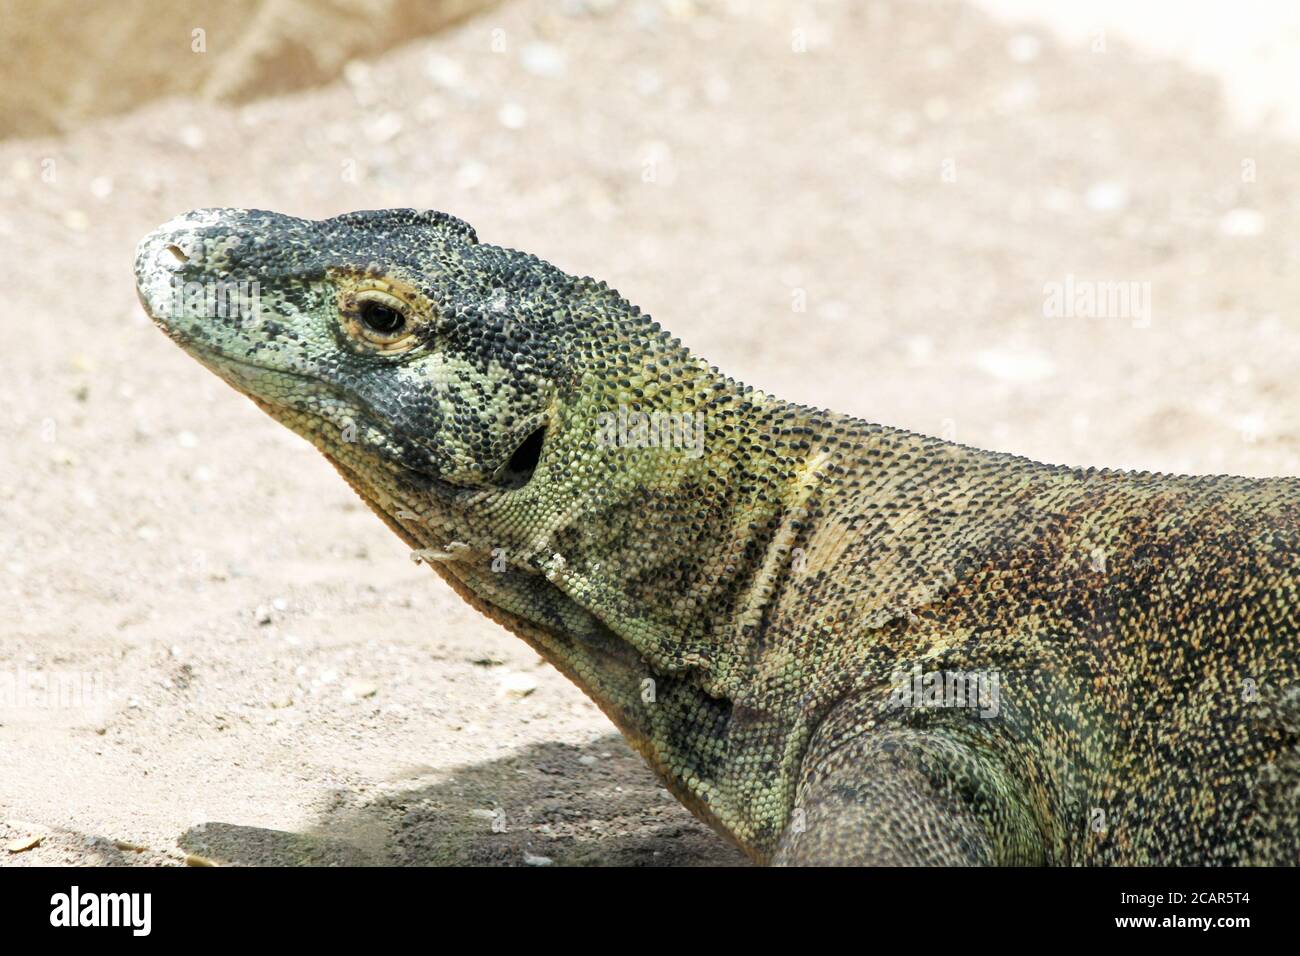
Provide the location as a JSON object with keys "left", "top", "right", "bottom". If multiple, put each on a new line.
{"left": 2, "top": 0, "right": 1298, "bottom": 866}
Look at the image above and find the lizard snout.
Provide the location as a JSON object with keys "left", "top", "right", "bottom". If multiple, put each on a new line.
{"left": 133, "top": 207, "right": 272, "bottom": 335}
{"left": 133, "top": 208, "right": 236, "bottom": 280}
{"left": 134, "top": 225, "right": 191, "bottom": 331}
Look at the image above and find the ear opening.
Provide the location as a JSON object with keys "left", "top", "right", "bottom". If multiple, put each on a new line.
{"left": 499, "top": 424, "right": 546, "bottom": 489}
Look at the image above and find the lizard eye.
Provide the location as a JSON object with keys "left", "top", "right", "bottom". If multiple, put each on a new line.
{"left": 342, "top": 288, "right": 419, "bottom": 350}
{"left": 359, "top": 299, "right": 406, "bottom": 336}
{"left": 338, "top": 282, "right": 427, "bottom": 353}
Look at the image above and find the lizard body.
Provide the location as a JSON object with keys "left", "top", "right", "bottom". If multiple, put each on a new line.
{"left": 135, "top": 208, "right": 1300, "bottom": 864}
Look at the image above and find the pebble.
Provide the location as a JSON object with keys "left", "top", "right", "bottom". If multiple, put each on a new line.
{"left": 499, "top": 673, "right": 539, "bottom": 697}
{"left": 520, "top": 43, "right": 566, "bottom": 77}
{"left": 973, "top": 347, "right": 1056, "bottom": 385}
{"left": 425, "top": 54, "right": 465, "bottom": 89}
{"left": 1006, "top": 33, "right": 1042, "bottom": 63}
{"left": 179, "top": 125, "right": 206, "bottom": 150}
{"left": 497, "top": 102, "right": 528, "bottom": 130}
{"left": 343, "top": 679, "right": 378, "bottom": 701}
{"left": 1085, "top": 181, "right": 1129, "bottom": 213}
{"left": 449, "top": 159, "right": 486, "bottom": 189}
{"left": 995, "top": 79, "right": 1038, "bottom": 113}
{"left": 564, "top": 0, "right": 618, "bottom": 14}
{"left": 1219, "top": 208, "right": 1265, "bottom": 237}
{"left": 343, "top": 59, "right": 371, "bottom": 88}
{"left": 365, "top": 112, "right": 404, "bottom": 143}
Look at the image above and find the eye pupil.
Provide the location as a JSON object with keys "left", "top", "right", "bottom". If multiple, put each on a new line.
{"left": 360, "top": 301, "right": 405, "bottom": 335}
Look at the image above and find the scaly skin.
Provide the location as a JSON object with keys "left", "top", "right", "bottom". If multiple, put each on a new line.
{"left": 134, "top": 208, "right": 1300, "bottom": 865}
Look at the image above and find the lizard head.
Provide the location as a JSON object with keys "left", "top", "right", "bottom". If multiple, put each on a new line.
{"left": 135, "top": 208, "right": 565, "bottom": 493}
{"left": 136, "top": 208, "right": 808, "bottom": 849}
{"left": 134, "top": 207, "right": 710, "bottom": 559}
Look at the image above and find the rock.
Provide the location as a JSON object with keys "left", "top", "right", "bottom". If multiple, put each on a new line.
{"left": 1085, "top": 181, "right": 1128, "bottom": 213}
{"left": 1219, "top": 208, "right": 1265, "bottom": 237}
{"left": 523, "top": 851, "right": 554, "bottom": 866}
{"left": 5, "top": 835, "right": 42, "bottom": 853}
{"left": 1006, "top": 33, "right": 1042, "bottom": 64}
{"left": 520, "top": 43, "right": 566, "bottom": 78}
{"left": 425, "top": 53, "right": 465, "bottom": 89}
{"left": 343, "top": 679, "right": 378, "bottom": 701}
{"left": 365, "top": 112, "right": 404, "bottom": 143}
{"left": 973, "top": 347, "right": 1056, "bottom": 385}
{"left": 455, "top": 161, "right": 486, "bottom": 190}
{"left": 499, "top": 672, "right": 538, "bottom": 697}
{"left": 179, "top": 125, "right": 206, "bottom": 150}
{"left": 497, "top": 102, "right": 528, "bottom": 130}
{"left": 62, "top": 209, "right": 89, "bottom": 232}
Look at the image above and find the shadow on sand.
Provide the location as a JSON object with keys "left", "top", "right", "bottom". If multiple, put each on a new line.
{"left": 178, "top": 733, "right": 750, "bottom": 866}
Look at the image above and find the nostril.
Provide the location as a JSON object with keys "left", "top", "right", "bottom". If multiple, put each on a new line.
{"left": 163, "top": 243, "right": 189, "bottom": 266}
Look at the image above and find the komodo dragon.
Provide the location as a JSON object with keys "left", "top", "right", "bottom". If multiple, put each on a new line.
{"left": 134, "top": 207, "right": 1300, "bottom": 866}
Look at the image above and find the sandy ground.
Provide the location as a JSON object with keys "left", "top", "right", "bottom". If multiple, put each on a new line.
{"left": 2, "top": 0, "right": 1299, "bottom": 866}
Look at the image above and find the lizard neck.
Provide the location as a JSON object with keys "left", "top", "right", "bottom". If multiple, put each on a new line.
{"left": 494, "top": 364, "right": 851, "bottom": 856}
{"left": 520, "top": 366, "right": 837, "bottom": 694}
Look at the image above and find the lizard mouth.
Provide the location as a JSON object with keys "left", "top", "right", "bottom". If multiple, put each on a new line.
{"left": 177, "top": 341, "right": 535, "bottom": 505}
{"left": 149, "top": 328, "right": 471, "bottom": 499}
